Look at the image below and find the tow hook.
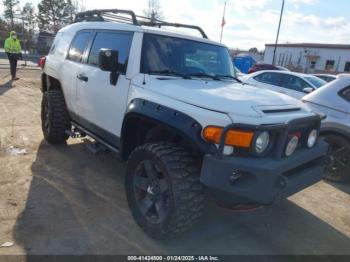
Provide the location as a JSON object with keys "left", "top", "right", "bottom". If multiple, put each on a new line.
{"left": 277, "top": 176, "right": 288, "bottom": 189}
{"left": 229, "top": 170, "right": 245, "bottom": 184}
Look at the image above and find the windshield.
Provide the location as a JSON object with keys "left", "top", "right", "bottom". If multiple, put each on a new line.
{"left": 141, "top": 33, "right": 235, "bottom": 79}
{"left": 305, "top": 76, "right": 327, "bottom": 88}
{"left": 234, "top": 66, "right": 242, "bottom": 73}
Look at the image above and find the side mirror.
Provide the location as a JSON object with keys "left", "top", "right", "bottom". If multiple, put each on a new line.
{"left": 98, "top": 49, "right": 121, "bottom": 85}
{"left": 302, "top": 87, "right": 314, "bottom": 93}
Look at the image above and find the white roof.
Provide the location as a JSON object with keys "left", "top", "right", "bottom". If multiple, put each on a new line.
{"left": 60, "top": 21, "right": 225, "bottom": 47}
{"left": 313, "top": 74, "right": 337, "bottom": 77}
{"left": 249, "top": 70, "right": 313, "bottom": 78}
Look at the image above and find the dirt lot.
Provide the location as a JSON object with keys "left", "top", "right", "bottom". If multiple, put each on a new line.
{"left": 0, "top": 65, "right": 350, "bottom": 255}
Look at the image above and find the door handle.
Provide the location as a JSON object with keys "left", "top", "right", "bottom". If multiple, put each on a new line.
{"left": 77, "top": 74, "right": 88, "bottom": 82}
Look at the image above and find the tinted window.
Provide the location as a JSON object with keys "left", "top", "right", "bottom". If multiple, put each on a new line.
{"left": 344, "top": 62, "right": 350, "bottom": 72}
{"left": 141, "top": 34, "right": 234, "bottom": 78}
{"left": 67, "top": 31, "right": 93, "bottom": 62}
{"left": 339, "top": 86, "right": 350, "bottom": 102}
{"left": 315, "top": 75, "right": 329, "bottom": 82}
{"left": 88, "top": 31, "right": 133, "bottom": 73}
{"left": 325, "top": 60, "right": 335, "bottom": 70}
{"left": 254, "top": 72, "right": 282, "bottom": 86}
{"left": 281, "top": 75, "right": 311, "bottom": 91}
{"left": 304, "top": 76, "right": 326, "bottom": 88}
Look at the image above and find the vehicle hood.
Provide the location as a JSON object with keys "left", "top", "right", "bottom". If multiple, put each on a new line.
{"left": 141, "top": 76, "right": 309, "bottom": 118}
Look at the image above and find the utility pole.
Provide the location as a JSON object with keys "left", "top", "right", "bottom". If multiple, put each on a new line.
{"left": 272, "top": 0, "right": 285, "bottom": 65}
{"left": 220, "top": 1, "right": 227, "bottom": 43}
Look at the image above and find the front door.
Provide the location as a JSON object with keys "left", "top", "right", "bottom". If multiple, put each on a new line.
{"left": 76, "top": 30, "right": 134, "bottom": 148}
{"left": 280, "top": 74, "right": 311, "bottom": 99}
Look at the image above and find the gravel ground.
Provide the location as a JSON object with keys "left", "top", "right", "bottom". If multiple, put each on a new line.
{"left": 0, "top": 63, "right": 350, "bottom": 255}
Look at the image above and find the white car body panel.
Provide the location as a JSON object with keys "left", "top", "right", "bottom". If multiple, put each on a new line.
{"left": 130, "top": 74, "right": 314, "bottom": 126}
{"left": 303, "top": 76, "right": 350, "bottom": 135}
{"left": 44, "top": 21, "right": 317, "bottom": 140}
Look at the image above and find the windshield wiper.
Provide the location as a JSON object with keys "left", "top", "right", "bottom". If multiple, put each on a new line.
{"left": 188, "top": 73, "right": 221, "bottom": 81}
{"left": 215, "top": 74, "right": 242, "bottom": 83}
{"left": 148, "top": 70, "right": 192, "bottom": 79}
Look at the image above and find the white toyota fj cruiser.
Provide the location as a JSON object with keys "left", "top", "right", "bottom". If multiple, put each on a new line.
{"left": 40, "top": 9, "right": 328, "bottom": 238}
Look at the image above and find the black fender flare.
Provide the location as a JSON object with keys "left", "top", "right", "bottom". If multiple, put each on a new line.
{"left": 320, "top": 127, "right": 350, "bottom": 141}
{"left": 120, "top": 99, "right": 214, "bottom": 158}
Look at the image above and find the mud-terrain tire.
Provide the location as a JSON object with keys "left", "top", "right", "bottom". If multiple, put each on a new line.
{"left": 126, "top": 143, "right": 205, "bottom": 239}
{"left": 41, "top": 90, "right": 70, "bottom": 144}
{"left": 323, "top": 135, "right": 350, "bottom": 183}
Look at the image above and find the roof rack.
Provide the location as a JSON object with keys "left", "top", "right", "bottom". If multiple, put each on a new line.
{"left": 74, "top": 9, "right": 208, "bottom": 39}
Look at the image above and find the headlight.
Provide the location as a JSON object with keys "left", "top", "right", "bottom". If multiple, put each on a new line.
{"left": 254, "top": 131, "right": 270, "bottom": 154}
{"left": 307, "top": 129, "right": 318, "bottom": 148}
{"left": 285, "top": 136, "right": 299, "bottom": 156}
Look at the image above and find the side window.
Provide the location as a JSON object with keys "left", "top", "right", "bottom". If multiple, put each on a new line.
{"left": 254, "top": 73, "right": 282, "bottom": 86}
{"left": 49, "top": 32, "right": 62, "bottom": 55}
{"left": 339, "top": 86, "right": 350, "bottom": 102}
{"left": 344, "top": 62, "right": 350, "bottom": 73}
{"left": 325, "top": 60, "right": 335, "bottom": 70}
{"left": 67, "top": 31, "right": 93, "bottom": 63}
{"left": 87, "top": 31, "right": 133, "bottom": 73}
{"left": 282, "top": 75, "right": 310, "bottom": 91}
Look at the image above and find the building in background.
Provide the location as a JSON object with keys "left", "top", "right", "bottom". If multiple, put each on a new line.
{"left": 264, "top": 43, "right": 350, "bottom": 74}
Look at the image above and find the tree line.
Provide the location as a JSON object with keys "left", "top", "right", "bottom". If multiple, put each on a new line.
{"left": 1, "top": 0, "right": 163, "bottom": 35}
{"left": 1, "top": 0, "right": 85, "bottom": 34}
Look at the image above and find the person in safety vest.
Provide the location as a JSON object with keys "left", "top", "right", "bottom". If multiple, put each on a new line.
{"left": 4, "top": 31, "right": 22, "bottom": 81}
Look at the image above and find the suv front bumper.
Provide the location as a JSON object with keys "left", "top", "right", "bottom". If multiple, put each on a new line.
{"left": 200, "top": 116, "right": 328, "bottom": 207}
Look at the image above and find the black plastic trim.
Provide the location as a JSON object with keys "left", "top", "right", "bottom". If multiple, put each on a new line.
{"left": 69, "top": 110, "right": 120, "bottom": 148}
{"left": 320, "top": 127, "right": 350, "bottom": 140}
{"left": 263, "top": 108, "right": 301, "bottom": 114}
{"left": 216, "top": 115, "right": 322, "bottom": 159}
{"left": 121, "top": 99, "right": 213, "bottom": 155}
{"left": 74, "top": 9, "right": 208, "bottom": 39}
{"left": 200, "top": 140, "right": 328, "bottom": 206}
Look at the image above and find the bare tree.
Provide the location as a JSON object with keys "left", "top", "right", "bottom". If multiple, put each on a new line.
{"left": 37, "top": 0, "right": 76, "bottom": 33}
{"left": 248, "top": 47, "right": 259, "bottom": 54}
{"left": 3, "top": 0, "right": 19, "bottom": 27}
{"left": 143, "top": 0, "right": 163, "bottom": 23}
{"left": 22, "top": 2, "right": 36, "bottom": 34}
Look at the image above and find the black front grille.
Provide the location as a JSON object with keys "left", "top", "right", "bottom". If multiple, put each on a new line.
{"left": 274, "top": 117, "right": 321, "bottom": 159}
{"left": 216, "top": 115, "right": 322, "bottom": 159}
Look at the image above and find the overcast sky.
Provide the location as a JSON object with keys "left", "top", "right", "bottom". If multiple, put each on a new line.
{"left": 1, "top": 0, "right": 349, "bottom": 50}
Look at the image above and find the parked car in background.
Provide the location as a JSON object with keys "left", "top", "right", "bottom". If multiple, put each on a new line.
{"left": 303, "top": 74, "right": 350, "bottom": 182}
{"left": 242, "top": 70, "right": 327, "bottom": 99}
{"left": 276, "top": 65, "right": 290, "bottom": 71}
{"left": 313, "top": 74, "right": 337, "bottom": 83}
{"left": 35, "top": 31, "right": 55, "bottom": 55}
{"left": 248, "top": 63, "right": 282, "bottom": 74}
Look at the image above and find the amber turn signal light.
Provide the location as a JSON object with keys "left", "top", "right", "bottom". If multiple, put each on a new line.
{"left": 203, "top": 126, "right": 254, "bottom": 148}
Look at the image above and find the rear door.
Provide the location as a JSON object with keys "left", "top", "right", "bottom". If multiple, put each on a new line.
{"left": 76, "top": 30, "right": 134, "bottom": 148}
{"left": 60, "top": 30, "right": 94, "bottom": 116}
{"left": 280, "top": 74, "right": 312, "bottom": 99}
